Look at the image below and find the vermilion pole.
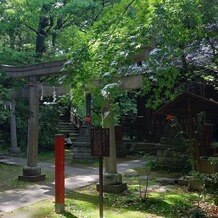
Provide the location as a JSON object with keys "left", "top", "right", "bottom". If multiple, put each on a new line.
{"left": 55, "top": 134, "right": 65, "bottom": 213}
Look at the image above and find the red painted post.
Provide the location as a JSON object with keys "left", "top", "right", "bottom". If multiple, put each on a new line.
{"left": 55, "top": 134, "right": 65, "bottom": 213}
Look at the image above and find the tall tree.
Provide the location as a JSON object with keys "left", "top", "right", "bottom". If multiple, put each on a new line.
{"left": 0, "top": 0, "right": 120, "bottom": 60}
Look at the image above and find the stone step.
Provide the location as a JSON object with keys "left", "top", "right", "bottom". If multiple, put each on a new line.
{"left": 58, "top": 124, "right": 78, "bottom": 129}
{"left": 58, "top": 126, "right": 75, "bottom": 130}
{"left": 58, "top": 121, "right": 74, "bottom": 125}
{"left": 59, "top": 128, "right": 77, "bottom": 132}
{"left": 156, "top": 177, "right": 178, "bottom": 185}
{"left": 59, "top": 130, "right": 78, "bottom": 134}
{"left": 73, "top": 141, "right": 91, "bottom": 146}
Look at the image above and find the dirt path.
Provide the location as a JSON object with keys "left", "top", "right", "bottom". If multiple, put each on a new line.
{"left": 0, "top": 157, "right": 145, "bottom": 213}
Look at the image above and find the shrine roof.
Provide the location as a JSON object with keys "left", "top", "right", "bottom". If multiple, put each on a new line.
{"left": 1, "top": 60, "right": 66, "bottom": 78}
{"left": 154, "top": 92, "right": 218, "bottom": 116}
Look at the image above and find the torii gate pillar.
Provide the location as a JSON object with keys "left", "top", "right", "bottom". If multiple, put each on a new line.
{"left": 9, "top": 99, "right": 21, "bottom": 155}
{"left": 19, "top": 76, "right": 45, "bottom": 182}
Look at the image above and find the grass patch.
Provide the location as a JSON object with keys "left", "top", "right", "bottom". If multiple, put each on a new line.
{"left": 0, "top": 163, "right": 24, "bottom": 191}
{"left": 0, "top": 163, "right": 54, "bottom": 192}
{"left": 4, "top": 185, "right": 199, "bottom": 218}
{"left": 2, "top": 171, "right": 215, "bottom": 218}
{"left": 38, "top": 151, "right": 55, "bottom": 163}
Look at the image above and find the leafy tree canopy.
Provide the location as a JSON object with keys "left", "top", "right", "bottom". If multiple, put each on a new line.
{"left": 66, "top": 0, "right": 217, "bottom": 111}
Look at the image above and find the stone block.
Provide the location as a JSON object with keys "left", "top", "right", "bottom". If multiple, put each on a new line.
{"left": 18, "top": 174, "right": 45, "bottom": 182}
{"left": 23, "top": 166, "right": 42, "bottom": 176}
{"left": 96, "top": 183, "right": 127, "bottom": 193}
{"left": 103, "top": 173, "right": 122, "bottom": 185}
{"left": 9, "top": 147, "right": 21, "bottom": 157}
{"left": 19, "top": 167, "right": 46, "bottom": 182}
{"left": 178, "top": 176, "right": 191, "bottom": 186}
{"left": 156, "top": 177, "right": 177, "bottom": 185}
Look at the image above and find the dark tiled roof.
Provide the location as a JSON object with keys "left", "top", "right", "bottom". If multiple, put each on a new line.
{"left": 154, "top": 92, "right": 218, "bottom": 116}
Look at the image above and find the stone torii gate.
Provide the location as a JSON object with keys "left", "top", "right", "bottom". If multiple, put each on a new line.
{"left": 2, "top": 60, "right": 66, "bottom": 181}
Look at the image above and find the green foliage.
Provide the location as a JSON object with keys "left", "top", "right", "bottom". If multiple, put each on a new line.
{"left": 66, "top": 0, "right": 217, "bottom": 112}
{"left": 15, "top": 100, "right": 29, "bottom": 150}
{"left": 0, "top": 46, "right": 36, "bottom": 65}
{"left": 209, "top": 156, "right": 218, "bottom": 165}
{"left": 192, "top": 171, "right": 218, "bottom": 194}
{"left": 38, "top": 104, "right": 59, "bottom": 151}
{"left": 0, "top": 0, "right": 217, "bottom": 149}
{"left": 0, "top": 0, "right": 119, "bottom": 59}
{"left": 14, "top": 100, "right": 59, "bottom": 152}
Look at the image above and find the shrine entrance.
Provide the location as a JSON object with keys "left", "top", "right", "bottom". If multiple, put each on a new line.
{"left": 2, "top": 60, "right": 66, "bottom": 181}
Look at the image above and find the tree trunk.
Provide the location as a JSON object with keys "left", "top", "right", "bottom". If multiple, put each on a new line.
{"left": 35, "top": 16, "right": 48, "bottom": 58}
{"left": 35, "top": 4, "right": 52, "bottom": 58}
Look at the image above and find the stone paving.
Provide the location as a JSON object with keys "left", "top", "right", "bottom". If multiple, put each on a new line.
{"left": 0, "top": 156, "right": 145, "bottom": 213}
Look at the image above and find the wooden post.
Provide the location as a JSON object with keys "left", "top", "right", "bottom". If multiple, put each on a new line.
{"left": 99, "top": 156, "right": 103, "bottom": 218}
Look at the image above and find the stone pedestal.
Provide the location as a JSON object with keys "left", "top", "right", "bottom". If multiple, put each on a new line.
{"left": 97, "top": 173, "right": 127, "bottom": 193}
{"left": 104, "top": 172, "right": 122, "bottom": 184}
{"left": 18, "top": 166, "right": 45, "bottom": 182}
{"left": 9, "top": 147, "right": 21, "bottom": 157}
{"left": 97, "top": 183, "right": 127, "bottom": 193}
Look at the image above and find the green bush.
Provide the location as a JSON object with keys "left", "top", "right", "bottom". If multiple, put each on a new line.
{"left": 38, "top": 104, "right": 59, "bottom": 151}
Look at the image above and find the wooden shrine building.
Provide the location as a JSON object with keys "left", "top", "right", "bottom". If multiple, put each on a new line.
{"left": 154, "top": 92, "right": 218, "bottom": 159}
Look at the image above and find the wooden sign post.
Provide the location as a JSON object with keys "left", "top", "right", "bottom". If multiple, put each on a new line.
{"left": 91, "top": 128, "right": 110, "bottom": 218}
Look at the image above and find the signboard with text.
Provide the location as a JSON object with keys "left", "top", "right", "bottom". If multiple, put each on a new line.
{"left": 91, "top": 128, "right": 110, "bottom": 157}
